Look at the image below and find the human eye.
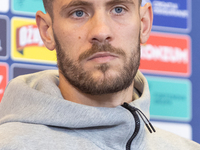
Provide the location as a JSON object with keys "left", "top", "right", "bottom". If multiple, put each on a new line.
{"left": 70, "top": 10, "right": 87, "bottom": 19}
{"left": 111, "top": 6, "right": 126, "bottom": 15}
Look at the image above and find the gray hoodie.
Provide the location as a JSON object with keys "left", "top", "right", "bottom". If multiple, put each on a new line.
{"left": 0, "top": 70, "right": 199, "bottom": 150}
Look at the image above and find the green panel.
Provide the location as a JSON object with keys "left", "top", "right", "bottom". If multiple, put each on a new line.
{"left": 12, "top": 0, "right": 45, "bottom": 15}
{"left": 147, "top": 76, "right": 191, "bottom": 121}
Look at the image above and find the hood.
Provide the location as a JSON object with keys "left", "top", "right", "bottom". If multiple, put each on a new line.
{"left": 0, "top": 70, "right": 150, "bottom": 128}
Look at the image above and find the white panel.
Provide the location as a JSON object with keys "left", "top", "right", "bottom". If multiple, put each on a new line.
{"left": 152, "top": 121, "right": 192, "bottom": 140}
{"left": 0, "top": 0, "right": 9, "bottom": 13}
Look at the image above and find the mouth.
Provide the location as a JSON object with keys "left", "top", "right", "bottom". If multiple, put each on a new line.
{"left": 87, "top": 52, "right": 118, "bottom": 63}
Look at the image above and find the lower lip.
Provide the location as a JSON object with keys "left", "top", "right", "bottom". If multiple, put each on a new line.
{"left": 89, "top": 56, "right": 117, "bottom": 63}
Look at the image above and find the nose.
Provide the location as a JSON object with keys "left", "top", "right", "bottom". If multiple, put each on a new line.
{"left": 88, "top": 12, "right": 113, "bottom": 44}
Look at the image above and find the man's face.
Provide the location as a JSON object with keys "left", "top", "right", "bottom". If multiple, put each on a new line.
{"left": 52, "top": 0, "right": 141, "bottom": 95}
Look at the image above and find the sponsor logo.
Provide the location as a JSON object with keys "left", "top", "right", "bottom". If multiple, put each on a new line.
{"left": 147, "top": 76, "right": 191, "bottom": 121}
{"left": 0, "top": 63, "right": 8, "bottom": 102}
{"left": 141, "top": 44, "right": 188, "bottom": 64}
{"left": 140, "top": 32, "right": 191, "bottom": 77}
{"left": 11, "top": 17, "right": 57, "bottom": 64}
{"left": 12, "top": 0, "right": 45, "bottom": 15}
{"left": 0, "top": 0, "right": 9, "bottom": 13}
{"left": 153, "top": 1, "right": 189, "bottom": 18}
{"left": 16, "top": 25, "right": 44, "bottom": 54}
{"left": 149, "top": 0, "right": 191, "bottom": 32}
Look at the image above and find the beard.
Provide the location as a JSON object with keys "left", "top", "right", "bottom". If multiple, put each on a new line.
{"left": 54, "top": 33, "right": 140, "bottom": 95}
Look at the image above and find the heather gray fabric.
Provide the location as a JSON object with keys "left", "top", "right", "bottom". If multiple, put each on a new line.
{"left": 0, "top": 70, "right": 199, "bottom": 150}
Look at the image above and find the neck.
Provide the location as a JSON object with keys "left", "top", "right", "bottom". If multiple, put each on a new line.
{"left": 58, "top": 73, "right": 134, "bottom": 108}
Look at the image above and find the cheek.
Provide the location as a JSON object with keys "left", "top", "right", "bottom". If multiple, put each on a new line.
{"left": 125, "top": 23, "right": 140, "bottom": 39}
{"left": 55, "top": 29, "right": 89, "bottom": 60}
{"left": 114, "top": 24, "right": 140, "bottom": 49}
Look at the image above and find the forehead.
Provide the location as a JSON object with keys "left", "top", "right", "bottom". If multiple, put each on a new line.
{"left": 53, "top": 0, "right": 138, "bottom": 7}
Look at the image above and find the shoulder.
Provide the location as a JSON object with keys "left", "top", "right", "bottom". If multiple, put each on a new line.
{"left": 0, "top": 123, "right": 28, "bottom": 150}
{"left": 0, "top": 122, "right": 101, "bottom": 150}
{"left": 0, "top": 122, "right": 50, "bottom": 149}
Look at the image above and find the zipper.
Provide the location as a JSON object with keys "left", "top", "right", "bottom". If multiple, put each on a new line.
{"left": 122, "top": 102, "right": 156, "bottom": 150}
{"left": 122, "top": 102, "right": 140, "bottom": 150}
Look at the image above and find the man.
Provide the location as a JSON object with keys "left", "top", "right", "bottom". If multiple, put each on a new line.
{"left": 0, "top": 0, "right": 199, "bottom": 149}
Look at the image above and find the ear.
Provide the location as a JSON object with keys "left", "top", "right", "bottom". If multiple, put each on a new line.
{"left": 36, "top": 11, "right": 56, "bottom": 50}
{"left": 140, "top": 3, "right": 153, "bottom": 44}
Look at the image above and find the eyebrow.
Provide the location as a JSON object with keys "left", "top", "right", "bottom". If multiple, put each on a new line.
{"left": 59, "top": 0, "right": 135, "bottom": 16}
{"left": 60, "top": 0, "right": 92, "bottom": 16}
{"left": 106, "top": 0, "right": 134, "bottom": 6}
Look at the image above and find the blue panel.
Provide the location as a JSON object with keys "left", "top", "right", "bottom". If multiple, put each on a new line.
{"left": 149, "top": 0, "right": 191, "bottom": 32}
{"left": 12, "top": 0, "right": 45, "bottom": 15}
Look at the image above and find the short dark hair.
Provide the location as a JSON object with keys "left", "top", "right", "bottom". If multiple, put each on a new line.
{"left": 42, "top": 0, "right": 142, "bottom": 19}
{"left": 43, "top": 0, "right": 54, "bottom": 18}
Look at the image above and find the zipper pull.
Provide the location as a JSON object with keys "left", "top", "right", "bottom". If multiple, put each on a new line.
{"left": 122, "top": 102, "right": 156, "bottom": 133}
{"left": 135, "top": 108, "right": 156, "bottom": 133}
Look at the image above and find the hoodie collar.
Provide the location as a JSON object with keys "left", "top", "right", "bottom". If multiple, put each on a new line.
{"left": 0, "top": 70, "right": 150, "bottom": 127}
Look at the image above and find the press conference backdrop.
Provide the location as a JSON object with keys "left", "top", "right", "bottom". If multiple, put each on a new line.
{"left": 0, "top": 0, "right": 200, "bottom": 144}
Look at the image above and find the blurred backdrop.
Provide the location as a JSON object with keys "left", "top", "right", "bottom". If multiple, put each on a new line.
{"left": 0, "top": 0, "right": 199, "bottom": 143}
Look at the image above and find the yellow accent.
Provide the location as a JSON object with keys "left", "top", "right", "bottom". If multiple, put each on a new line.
{"left": 11, "top": 17, "right": 57, "bottom": 64}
